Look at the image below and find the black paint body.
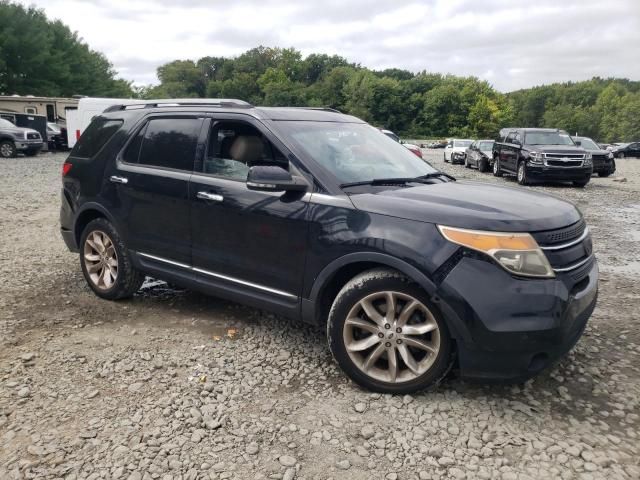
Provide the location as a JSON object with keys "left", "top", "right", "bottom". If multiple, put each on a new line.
{"left": 60, "top": 106, "right": 598, "bottom": 382}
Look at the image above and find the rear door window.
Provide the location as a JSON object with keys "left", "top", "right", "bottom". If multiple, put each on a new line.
{"left": 71, "top": 118, "right": 122, "bottom": 158}
{"left": 136, "top": 118, "right": 203, "bottom": 171}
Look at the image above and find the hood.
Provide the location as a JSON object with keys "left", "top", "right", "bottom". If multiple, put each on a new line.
{"left": 349, "top": 181, "right": 581, "bottom": 232}
{"left": 2, "top": 125, "right": 39, "bottom": 136}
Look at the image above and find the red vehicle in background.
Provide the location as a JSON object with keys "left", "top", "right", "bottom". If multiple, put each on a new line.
{"left": 381, "top": 129, "right": 423, "bottom": 158}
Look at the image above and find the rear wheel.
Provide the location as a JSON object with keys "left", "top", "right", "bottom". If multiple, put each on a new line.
{"left": 80, "top": 218, "right": 144, "bottom": 300}
{"left": 0, "top": 140, "right": 16, "bottom": 158}
{"left": 327, "top": 269, "right": 452, "bottom": 394}
{"left": 493, "top": 157, "right": 503, "bottom": 177}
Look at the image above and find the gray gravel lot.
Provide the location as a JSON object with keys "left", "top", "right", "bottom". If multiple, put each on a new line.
{"left": 1, "top": 150, "right": 639, "bottom": 480}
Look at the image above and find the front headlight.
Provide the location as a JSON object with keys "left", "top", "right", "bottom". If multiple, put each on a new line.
{"left": 608, "top": 152, "right": 614, "bottom": 160}
{"left": 529, "top": 151, "right": 544, "bottom": 164}
{"left": 438, "top": 225, "right": 555, "bottom": 278}
{"left": 584, "top": 152, "right": 592, "bottom": 166}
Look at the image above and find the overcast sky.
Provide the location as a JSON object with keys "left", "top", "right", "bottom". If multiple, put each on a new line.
{"left": 18, "top": 0, "right": 640, "bottom": 92}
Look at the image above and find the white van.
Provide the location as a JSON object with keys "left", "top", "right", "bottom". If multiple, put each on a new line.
{"left": 66, "top": 97, "right": 138, "bottom": 148}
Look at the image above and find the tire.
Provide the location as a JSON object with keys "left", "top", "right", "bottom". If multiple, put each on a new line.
{"left": 465, "top": 156, "right": 471, "bottom": 168}
{"left": 492, "top": 157, "right": 503, "bottom": 177}
{"left": 0, "top": 140, "right": 17, "bottom": 158}
{"left": 478, "top": 159, "right": 489, "bottom": 173}
{"left": 618, "top": 152, "right": 625, "bottom": 159}
{"left": 80, "top": 218, "right": 144, "bottom": 300}
{"left": 573, "top": 180, "right": 589, "bottom": 188}
{"left": 327, "top": 269, "right": 452, "bottom": 394}
{"left": 517, "top": 161, "right": 529, "bottom": 185}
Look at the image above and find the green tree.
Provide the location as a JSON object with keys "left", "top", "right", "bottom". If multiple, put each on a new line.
{"left": 0, "top": 1, "right": 132, "bottom": 96}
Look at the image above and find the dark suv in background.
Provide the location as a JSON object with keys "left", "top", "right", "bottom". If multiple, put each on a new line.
{"left": 60, "top": 100, "right": 598, "bottom": 393}
{"left": 492, "top": 128, "right": 592, "bottom": 187}
{"left": 573, "top": 136, "right": 615, "bottom": 177}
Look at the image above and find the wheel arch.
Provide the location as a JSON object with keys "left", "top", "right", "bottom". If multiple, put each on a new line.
{"left": 74, "top": 203, "right": 122, "bottom": 246}
{"left": 302, "top": 253, "right": 438, "bottom": 327}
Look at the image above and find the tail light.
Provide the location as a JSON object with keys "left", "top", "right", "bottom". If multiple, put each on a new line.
{"left": 76, "top": 130, "right": 80, "bottom": 140}
{"left": 62, "top": 162, "right": 72, "bottom": 176}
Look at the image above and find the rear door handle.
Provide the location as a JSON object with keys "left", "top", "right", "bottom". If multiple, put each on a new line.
{"left": 197, "top": 191, "right": 224, "bottom": 202}
{"left": 110, "top": 176, "right": 128, "bottom": 184}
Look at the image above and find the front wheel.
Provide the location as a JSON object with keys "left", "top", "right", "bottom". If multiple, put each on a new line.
{"left": 478, "top": 159, "right": 489, "bottom": 173}
{"left": 327, "top": 269, "right": 452, "bottom": 394}
{"left": 493, "top": 157, "right": 503, "bottom": 177}
{"left": 618, "top": 152, "right": 625, "bottom": 159}
{"left": 80, "top": 218, "right": 144, "bottom": 300}
{"left": 517, "top": 161, "right": 529, "bottom": 185}
{"left": 0, "top": 140, "right": 17, "bottom": 158}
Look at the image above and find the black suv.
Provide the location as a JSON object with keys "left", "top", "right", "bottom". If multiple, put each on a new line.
{"left": 60, "top": 100, "right": 598, "bottom": 393}
{"left": 492, "top": 128, "right": 593, "bottom": 187}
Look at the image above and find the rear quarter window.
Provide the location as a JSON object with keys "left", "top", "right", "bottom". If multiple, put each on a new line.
{"left": 71, "top": 119, "right": 122, "bottom": 158}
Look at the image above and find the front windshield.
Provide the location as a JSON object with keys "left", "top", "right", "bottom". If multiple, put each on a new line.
{"left": 453, "top": 140, "right": 472, "bottom": 148}
{"left": 524, "top": 131, "right": 574, "bottom": 146}
{"left": 578, "top": 138, "right": 601, "bottom": 150}
{"left": 274, "top": 122, "right": 437, "bottom": 183}
{"left": 478, "top": 141, "right": 494, "bottom": 151}
{"left": 0, "top": 119, "right": 16, "bottom": 128}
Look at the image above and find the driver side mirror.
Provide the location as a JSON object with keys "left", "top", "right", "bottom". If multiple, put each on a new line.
{"left": 246, "top": 165, "right": 308, "bottom": 192}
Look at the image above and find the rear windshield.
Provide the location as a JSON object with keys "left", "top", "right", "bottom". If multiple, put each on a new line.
{"left": 71, "top": 118, "right": 122, "bottom": 158}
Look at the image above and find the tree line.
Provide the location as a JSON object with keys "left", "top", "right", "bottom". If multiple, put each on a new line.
{"left": 1, "top": 1, "right": 638, "bottom": 142}
{"left": 0, "top": 1, "right": 132, "bottom": 98}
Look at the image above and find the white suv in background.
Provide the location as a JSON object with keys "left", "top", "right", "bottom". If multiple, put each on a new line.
{"left": 444, "top": 138, "right": 473, "bottom": 164}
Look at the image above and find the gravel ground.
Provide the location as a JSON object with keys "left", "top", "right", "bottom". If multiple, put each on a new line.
{"left": 1, "top": 150, "right": 639, "bottom": 480}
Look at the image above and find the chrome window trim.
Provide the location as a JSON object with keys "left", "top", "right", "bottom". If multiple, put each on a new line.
{"left": 137, "top": 252, "right": 297, "bottom": 299}
{"left": 539, "top": 228, "right": 590, "bottom": 251}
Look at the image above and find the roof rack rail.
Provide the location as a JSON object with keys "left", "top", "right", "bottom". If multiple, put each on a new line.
{"left": 103, "top": 98, "right": 252, "bottom": 112}
{"left": 281, "top": 106, "right": 342, "bottom": 114}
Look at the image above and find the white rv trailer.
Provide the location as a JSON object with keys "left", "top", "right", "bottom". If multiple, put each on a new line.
{"left": 66, "top": 97, "right": 138, "bottom": 148}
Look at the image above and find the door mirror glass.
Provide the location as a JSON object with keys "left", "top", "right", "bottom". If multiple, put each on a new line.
{"left": 246, "top": 165, "right": 308, "bottom": 192}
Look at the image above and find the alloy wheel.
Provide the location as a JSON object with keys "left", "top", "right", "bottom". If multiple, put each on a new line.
{"left": 83, "top": 230, "right": 118, "bottom": 290}
{"left": 1, "top": 142, "right": 14, "bottom": 158}
{"left": 343, "top": 291, "right": 441, "bottom": 383}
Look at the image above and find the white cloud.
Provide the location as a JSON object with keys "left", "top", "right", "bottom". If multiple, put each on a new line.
{"left": 18, "top": 0, "right": 640, "bottom": 91}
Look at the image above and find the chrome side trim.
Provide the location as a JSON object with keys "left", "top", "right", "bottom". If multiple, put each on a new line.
{"left": 540, "top": 228, "right": 590, "bottom": 251}
{"left": 137, "top": 252, "right": 297, "bottom": 299}
{"left": 553, "top": 254, "right": 594, "bottom": 273}
{"left": 309, "top": 193, "right": 354, "bottom": 208}
{"left": 138, "top": 252, "right": 191, "bottom": 269}
{"left": 193, "top": 267, "right": 297, "bottom": 299}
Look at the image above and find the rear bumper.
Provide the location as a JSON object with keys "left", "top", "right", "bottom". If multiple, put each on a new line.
{"left": 436, "top": 255, "right": 598, "bottom": 382}
{"left": 527, "top": 165, "right": 592, "bottom": 182}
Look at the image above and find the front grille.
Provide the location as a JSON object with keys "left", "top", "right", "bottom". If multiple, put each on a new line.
{"left": 545, "top": 153, "right": 585, "bottom": 160}
{"left": 26, "top": 133, "right": 40, "bottom": 140}
{"left": 532, "top": 220, "right": 593, "bottom": 273}
{"left": 546, "top": 160, "right": 583, "bottom": 167}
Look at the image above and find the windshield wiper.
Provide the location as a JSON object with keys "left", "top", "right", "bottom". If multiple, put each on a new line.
{"left": 340, "top": 172, "right": 454, "bottom": 188}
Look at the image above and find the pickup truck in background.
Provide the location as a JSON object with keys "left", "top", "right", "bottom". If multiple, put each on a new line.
{"left": 492, "top": 128, "right": 593, "bottom": 187}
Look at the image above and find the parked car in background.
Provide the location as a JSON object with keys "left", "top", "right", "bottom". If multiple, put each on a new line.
{"left": 427, "top": 141, "right": 447, "bottom": 149}
{"left": 572, "top": 136, "right": 615, "bottom": 177}
{"left": 611, "top": 142, "right": 640, "bottom": 158}
{"left": 464, "top": 140, "right": 494, "bottom": 172}
{"left": 492, "top": 128, "right": 592, "bottom": 187}
{"left": 47, "top": 122, "right": 68, "bottom": 150}
{"left": 444, "top": 139, "right": 473, "bottom": 164}
{"left": 60, "top": 99, "right": 598, "bottom": 393}
{"left": 381, "top": 129, "right": 423, "bottom": 158}
{"left": 0, "top": 118, "right": 43, "bottom": 158}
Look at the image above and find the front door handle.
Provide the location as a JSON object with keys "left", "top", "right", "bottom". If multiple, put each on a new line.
{"left": 197, "top": 191, "right": 224, "bottom": 202}
{"left": 110, "top": 175, "right": 128, "bottom": 184}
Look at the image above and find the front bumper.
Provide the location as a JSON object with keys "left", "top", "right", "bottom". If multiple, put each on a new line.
{"left": 16, "top": 140, "right": 43, "bottom": 152}
{"left": 526, "top": 164, "right": 592, "bottom": 182}
{"left": 593, "top": 159, "right": 615, "bottom": 174}
{"left": 436, "top": 255, "right": 598, "bottom": 382}
{"left": 451, "top": 153, "right": 466, "bottom": 164}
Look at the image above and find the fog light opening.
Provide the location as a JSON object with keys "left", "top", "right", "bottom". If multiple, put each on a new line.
{"left": 528, "top": 353, "right": 549, "bottom": 373}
